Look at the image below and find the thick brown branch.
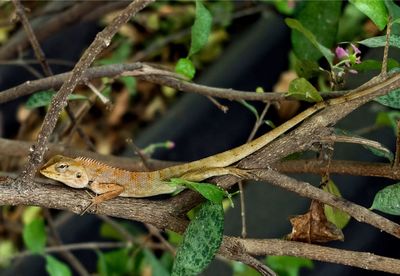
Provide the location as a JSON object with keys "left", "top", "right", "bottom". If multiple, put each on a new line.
{"left": 223, "top": 237, "right": 400, "bottom": 274}
{"left": 276, "top": 159, "right": 400, "bottom": 180}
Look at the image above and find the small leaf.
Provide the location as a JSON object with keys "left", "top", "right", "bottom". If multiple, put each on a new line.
{"left": 22, "top": 218, "right": 46, "bottom": 254}
{"left": 239, "top": 100, "right": 259, "bottom": 120}
{"left": 189, "top": 0, "right": 213, "bottom": 57}
{"left": 349, "top": 0, "right": 388, "bottom": 30}
{"left": 22, "top": 206, "right": 42, "bottom": 225}
{"left": 142, "top": 249, "right": 170, "bottom": 276}
{"left": 45, "top": 255, "right": 72, "bottom": 276}
{"left": 371, "top": 183, "right": 400, "bottom": 215}
{"left": 335, "top": 128, "right": 394, "bottom": 162}
{"left": 25, "top": 90, "right": 87, "bottom": 109}
{"left": 97, "top": 248, "right": 132, "bottom": 276}
{"left": 265, "top": 256, "right": 313, "bottom": 276}
{"left": 285, "top": 18, "right": 334, "bottom": 65}
{"left": 351, "top": 58, "right": 400, "bottom": 72}
{"left": 119, "top": 76, "right": 137, "bottom": 96}
{"left": 323, "top": 180, "right": 351, "bottom": 229}
{"left": 287, "top": 78, "right": 323, "bottom": 103}
{"left": 375, "top": 89, "right": 400, "bottom": 109}
{"left": 0, "top": 240, "right": 17, "bottom": 267}
{"left": 175, "top": 58, "right": 196, "bottom": 79}
{"left": 166, "top": 230, "right": 183, "bottom": 246}
{"left": 375, "top": 111, "right": 400, "bottom": 134}
{"left": 359, "top": 35, "right": 400, "bottom": 48}
{"left": 232, "top": 261, "right": 260, "bottom": 276}
{"left": 169, "top": 178, "right": 226, "bottom": 204}
{"left": 172, "top": 201, "right": 224, "bottom": 276}
{"left": 385, "top": 0, "right": 400, "bottom": 35}
{"left": 97, "top": 39, "right": 133, "bottom": 65}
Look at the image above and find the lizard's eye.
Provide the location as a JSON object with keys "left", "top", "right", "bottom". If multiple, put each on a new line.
{"left": 55, "top": 163, "right": 69, "bottom": 173}
{"left": 76, "top": 172, "right": 81, "bottom": 178}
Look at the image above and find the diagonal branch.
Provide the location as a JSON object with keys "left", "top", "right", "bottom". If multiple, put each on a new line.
{"left": 17, "top": 0, "right": 156, "bottom": 187}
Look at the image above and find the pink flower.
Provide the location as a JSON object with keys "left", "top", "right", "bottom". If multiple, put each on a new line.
{"left": 335, "top": 46, "right": 348, "bottom": 59}
{"left": 335, "top": 43, "right": 361, "bottom": 67}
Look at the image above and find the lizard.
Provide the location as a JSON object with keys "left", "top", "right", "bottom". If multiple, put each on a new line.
{"left": 39, "top": 72, "right": 400, "bottom": 210}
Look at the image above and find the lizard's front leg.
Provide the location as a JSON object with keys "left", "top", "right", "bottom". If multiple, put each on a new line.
{"left": 82, "top": 183, "right": 124, "bottom": 214}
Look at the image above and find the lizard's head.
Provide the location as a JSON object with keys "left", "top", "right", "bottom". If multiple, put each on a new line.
{"left": 40, "top": 155, "right": 89, "bottom": 188}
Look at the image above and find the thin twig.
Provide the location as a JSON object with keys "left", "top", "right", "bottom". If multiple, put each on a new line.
{"left": 126, "top": 138, "right": 152, "bottom": 171}
{"left": 320, "top": 134, "right": 392, "bottom": 156}
{"left": 12, "top": 0, "right": 53, "bottom": 76}
{"left": 395, "top": 120, "right": 400, "bottom": 167}
{"left": 15, "top": 241, "right": 129, "bottom": 259}
{"left": 206, "top": 96, "right": 229, "bottom": 113}
{"left": 238, "top": 103, "right": 271, "bottom": 238}
{"left": 145, "top": 223, "right": 176, "bottom": 255}
{"left": 381, "top": 17, "right": 392, "bottom": 77}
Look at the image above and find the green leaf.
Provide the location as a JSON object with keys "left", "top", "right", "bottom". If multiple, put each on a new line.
{"left": 323, "top": 180, "right": 351, "bottom": 229}
{"left": 175, "top": 58, "right": 196, "bottom": 79}
{"left": 22, "top": 218, "right": 46, "bottom": 254}
{"left": 337, "top": 3, "right": 367, "bottom": 42}
{"left": 97, "top": 248, "right": 132, "bottom": 276}
{"left": 169, "top": 178, "right": 227, "bottom": 204}
{"left": 172, "top": 201, "right": 224, "bottom": 276}
{"left": 350, "top": 0, "right": 388, "bottom": 30}
{"left": 22, "top": 206, "right": 42, "bottom": 225}
{"left": 239, "top": 100, "right": 259, "bottom": 120}
{"left": 385, "top": 0, "right": 400, "bottom": 35}
{"left": 335, "top": 128, "right": 394, "bottom": 162}
{"left": 45, "top": 255, "right": 72, "bottom": 276}
{"left": 359, "top": 35, "right": 400, "bottom": 48}
{"left": 273, "top": 0, "right": 296, "bottom": 15}
{"left": 166, "top": 230, "right": 183, "bottom": 246}
{"left": 375, "top": 111, "right": 400, "bottom": 134}
{"left": 208, "top": 1, "right": 233, "bottom": 27}
{"left": 232, "top": 261, "right": 260, "bottom": 276}
{"left": 351, "top": 58, "right": 400, "bottom": 72}
{"left": 97, "top": 39, "right": 133, "bottom": 65}
{"left": 119, "top": 76, "right": 137, "bottom": 96}
{"left": 287, "top": 1, "right": 341, "bottom": 64}
{"left": 189, "top": 0, "right": 212, "bottom": 57}
{"left": 142, "top": 249, "right": 170, "bottom": 276}
{"left": 294, "top": 59, "right": 320, "bottom": 79}
{"left": 0, "top": 240, "right": 17, "bottom": 267}
{"left": 371, "top": 183, "right": 400, "bottom": 215}
{"left": 375, "top": 89, "right": 400, "bottom": 109}
{"left": 25, "top": 90, "right": 87, "bottom": 109}
{"left": 286, "top": 78, "right": 323, "bottom": 103}
{"left": 265, "top": 256, "right": 313, "bottom": 276}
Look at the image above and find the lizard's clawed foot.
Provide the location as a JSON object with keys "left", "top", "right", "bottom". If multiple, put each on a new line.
{"left": 80, "top": 191, "right": 99, "bottom": 215}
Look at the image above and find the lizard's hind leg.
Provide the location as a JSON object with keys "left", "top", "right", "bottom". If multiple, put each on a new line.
{"left": 181, "top": 167, "right": 252, "bottom": 182}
